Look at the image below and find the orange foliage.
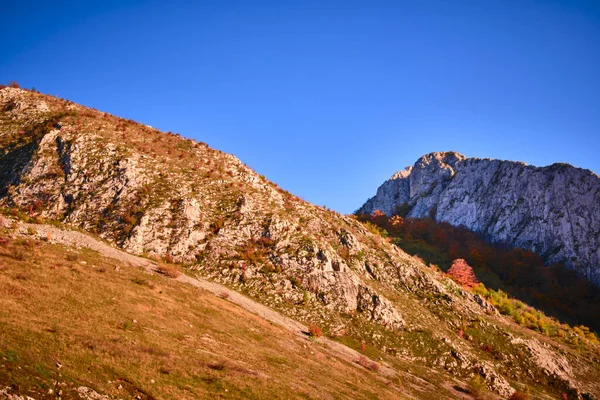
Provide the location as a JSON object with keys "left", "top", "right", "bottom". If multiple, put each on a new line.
{"left": 446, "top": 258, "right": 479, "bottom": 289}
{"left": 370, "top": 209, "right": 388, "bottom": 226}
{"left": 355, "top": 211, "right": 600, "bottom": 333}
{"left": 308, "top": 324, "right": 322, "bottom": 338}
{"left": 388, "top": 215, "right": 404, "bottom": 231}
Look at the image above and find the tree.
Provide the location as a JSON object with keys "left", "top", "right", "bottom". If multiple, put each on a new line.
{"left": 388, "top": 215, "right": 404, "bottom": 232}
{"left": 370, "top": 209, "right": 388, "bottom": 227}
{"left": 446, "top": 258, "right": 479, "bottom": 289}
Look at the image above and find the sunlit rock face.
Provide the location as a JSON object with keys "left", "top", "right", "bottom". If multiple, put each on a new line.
{"left": 360, "top": 151, "right": 600, "bottom": 284}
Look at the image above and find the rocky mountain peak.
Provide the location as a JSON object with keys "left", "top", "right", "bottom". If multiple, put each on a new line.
{"left": 360, "top": 152, "right": 600, "bottom": 285}
{"left": 417, "top": 151, "right": 466, "bottom": 166}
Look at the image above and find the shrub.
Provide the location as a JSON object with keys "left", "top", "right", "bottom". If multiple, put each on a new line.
{"left": 509, "top": 390, "right": 529, "bottom": 400}
{"left": 211, "top": 217, "right": 225, "bottom": 234}
{"left": 308, "top": 324, "right": 322, "bottom": 338}
{"left": 498, "top": 299, "right": 514, "bottom": 316}
{"left": 467, "top": 375, "right": 486, "bottom": 396}
{"left": 472, "top": 283, "right": 489, "bottom": 297}
{"left": 302, "top": 291, "right": 310, "bottom": 305}
{"left": 357, "top": 356, "right": 380, "bottom": 372}
{"left": 11, "top": 248, "right": 25, "bottom": 261}
{"left": 289, "top": 276, "right": 302, "bottom": 288}
{"left": 338, "top": 246, "right": 350, "bottom": 262}
{"left": 156, "top": 264, "right": 181, "bottom": 278}
{"left": 514, "top": 313, "right": 525, "bottom": 325}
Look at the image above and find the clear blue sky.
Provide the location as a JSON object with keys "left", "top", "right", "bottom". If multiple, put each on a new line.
{"left": 2, "top": 1, "right": 599, "bottom": 213}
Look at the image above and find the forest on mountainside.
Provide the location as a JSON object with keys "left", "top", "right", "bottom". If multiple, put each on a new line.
{"left": 356, "top": 209, "right": 600, "bottom": 336}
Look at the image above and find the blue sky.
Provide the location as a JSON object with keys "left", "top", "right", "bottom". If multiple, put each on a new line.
{"left": 2, "top": 1, "right": 599, "bottom": 213}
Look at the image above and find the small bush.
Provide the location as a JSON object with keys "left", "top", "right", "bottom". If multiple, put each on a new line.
{"left": 11, "top": 248, "right": 26, "bottom": 261}
{"left": 357, "top": 356, "right": 380, "bottom": 372}
{"left": 498, "top": 299, "right": 514, "bottom": 316}
{"left": 308, "top": 324, "right": 322, "bottom": 338}
{"left": 132, "top": 278, "right": 149, "bottom": 286}
{"left": 156, "top": 264, "right": 181, "bottom": 278}
{"left": 509, "top": 390, "right": 529, "bottom": 400}
{"left": 514, "top": 313, "right": 525, "bottom": 325}
{"left": 467, "top": 375, "right": 486, "bottom": 396}
{"left": 289, "top": 276, "right": 302, "bottom": 288}
{"left": 302, "top": 291, "right": 310, "bottom": 305}
{"left": 66, "top": 253, "right": 79, "bottom": 262}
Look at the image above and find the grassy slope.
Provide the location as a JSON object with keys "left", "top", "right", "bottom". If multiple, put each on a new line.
{"left": 2, "top": 88, "right": 599, "bottom": 399}
{"left": 0, "top": 234, "right": 407, "bottom": 400}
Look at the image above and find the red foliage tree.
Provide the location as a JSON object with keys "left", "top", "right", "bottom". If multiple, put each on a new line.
{"left": 370, "top": 209, "right": 388, "bottom": 227}
{"left": 446, "top": 258, "right": 479, "bottom": 289}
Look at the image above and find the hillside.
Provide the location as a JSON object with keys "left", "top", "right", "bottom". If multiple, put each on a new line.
{"left": 355, "top": 211, "right": 600, "bottom": 341}
{"left": 359, "top": 152, "right": 600, "bottom": 285}
{"left": 0, "top": 216, "right": 406, "bottom": 400}
{"left": 1, "top": 87, "right": 600, "bottom": 399}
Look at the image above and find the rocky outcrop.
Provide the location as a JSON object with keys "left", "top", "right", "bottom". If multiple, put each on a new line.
{"left": 0, "top": 87, "right": 415, "bottom": 332}
{"left": 360, "top": 151, "right": 600, "bottom": 284}
{"left": 3, "top": 88, "right": 600, "bottom": 398}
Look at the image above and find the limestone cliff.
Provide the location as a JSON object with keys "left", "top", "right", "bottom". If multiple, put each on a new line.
{"left": 359, "top": 151, "right": 600, "bottom": 284}
{"left": 2, "top": 88, "right": 600, "bottom": 398}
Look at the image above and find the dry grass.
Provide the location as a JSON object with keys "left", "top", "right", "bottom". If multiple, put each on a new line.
{"left": 0, "top": 238, "right": 405, "bottom": 400}
{"left": 156, "top": 263, "right": 181, "bottom": 278}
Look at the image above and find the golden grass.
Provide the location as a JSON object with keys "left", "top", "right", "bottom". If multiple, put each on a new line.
{"left": 0, "top": 236, "right": 405, "bottom": 399}
{"left": 155, "top": 263, "right": 181, "bottom": 278}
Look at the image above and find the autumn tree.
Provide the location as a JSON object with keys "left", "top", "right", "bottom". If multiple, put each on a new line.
{"left": 446, "top": 258, "right": 479, "bottom": 289}
{"left": 388, "top": 215, "right": 404, "bottom": 232}
{"left": 370, "top": 209, "right": 388, "bottom": 227}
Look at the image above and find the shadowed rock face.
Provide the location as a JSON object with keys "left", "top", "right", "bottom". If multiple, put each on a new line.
{"left": 360, "top": 151, "right": 600, "bottom": 284}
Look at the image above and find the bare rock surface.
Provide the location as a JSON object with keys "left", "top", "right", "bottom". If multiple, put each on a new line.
{"left": 2, "top": 88, "right": 600, "bottom": 399}
{"left": 360, "top": 151, "right": 600, "bottom": 284}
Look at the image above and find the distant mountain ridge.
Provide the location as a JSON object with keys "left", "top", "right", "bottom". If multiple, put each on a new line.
{"left": 2, "top": 87, "right": 600, "bottom": 398}
{"left": 359, "top": 151, "right": 600, "bottom": 284}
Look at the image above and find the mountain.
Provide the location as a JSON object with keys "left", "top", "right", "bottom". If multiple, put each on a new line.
{"left": 359, "top": 151, "right": 600, "bottom": 285}
{"left": 1, "top": 87, "right": 600, "bottom": 399}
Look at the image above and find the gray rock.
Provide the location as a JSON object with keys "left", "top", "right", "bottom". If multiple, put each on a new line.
{"left": 360, "top": 151, "right": 600, "bottom": 284}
